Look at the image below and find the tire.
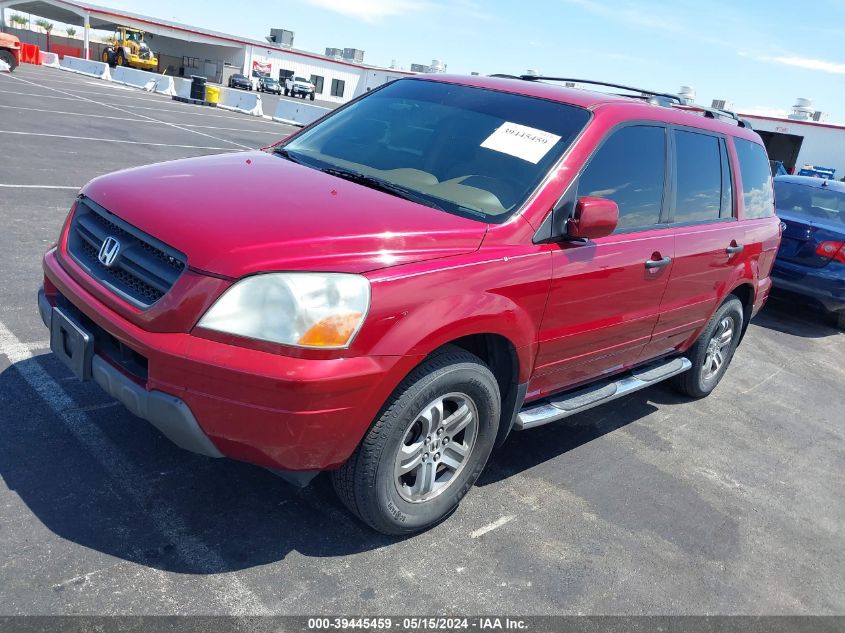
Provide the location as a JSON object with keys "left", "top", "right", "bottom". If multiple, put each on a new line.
{"left": 309, "top": 92, "right": 315, "bottom": 101}
{"left": 827, "top": 310, "right": 845, "bottom": 330}
{"left": 0, "top": 50, "right": 16, "bottom": 72}
{"left": 332, "top": 347, "right": 501, "bottom": 534}
{"left": 671, "top": 296, "right": 744, "bottom": 398}
{"left": 116, "top": 49, "right": 126, "bottom": 67}
{"left": 100, "top": 49, "right": 110, "bottom": 66}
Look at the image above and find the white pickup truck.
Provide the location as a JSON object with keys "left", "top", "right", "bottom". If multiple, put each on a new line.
{"left": 284, "top": 75, "right": 316, "bottom": 100}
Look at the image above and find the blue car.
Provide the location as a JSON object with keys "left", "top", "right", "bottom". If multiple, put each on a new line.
{"left": 772, "top": 175, "right": 845, "bottom": 329}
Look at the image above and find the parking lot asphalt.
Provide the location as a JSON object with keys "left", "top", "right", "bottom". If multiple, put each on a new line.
{"left": 0, "top": 64, "right": 843, "bottom": 616}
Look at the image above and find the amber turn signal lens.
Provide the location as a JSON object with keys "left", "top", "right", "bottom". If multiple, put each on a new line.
{"left": 298, "top": 312, "right": 363, "bottom": 347}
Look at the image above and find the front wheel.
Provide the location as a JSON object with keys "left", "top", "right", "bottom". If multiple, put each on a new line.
{"left": 0, "top": 50, "right": 17, "bottom": 72}
{"left": 671, "top": 296, "right": 744, "bottom": 398}
{"left": 115, "top": 49, "right": 126, "bottom": 67}
{"left": 332, "top": 347, "right": 501, "bottom": 534}
{"left": 309, "top": 92, "right": 315, "bottom": 101}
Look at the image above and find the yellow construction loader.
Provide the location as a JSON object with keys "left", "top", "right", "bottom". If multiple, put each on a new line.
{"left": 101, "top": 27, "right": 158, "bottom": 71}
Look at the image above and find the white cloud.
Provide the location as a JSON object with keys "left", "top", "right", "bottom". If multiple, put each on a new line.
{"left": 764, "top": 55, "right": 845, "bottom": 74}
{"left": 301, "top": 0, "right": 430, "bottom": 22}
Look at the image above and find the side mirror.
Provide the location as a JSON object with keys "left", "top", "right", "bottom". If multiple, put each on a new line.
{"left": 567, "top": 196, "right": 619, "bottom": 240}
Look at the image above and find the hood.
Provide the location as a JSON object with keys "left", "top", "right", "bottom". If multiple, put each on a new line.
{"left": 80, "top": 151, "right": 487, "bottom": 278}
{"left": 0, "top": 33, "right": 20, "bottom": 48}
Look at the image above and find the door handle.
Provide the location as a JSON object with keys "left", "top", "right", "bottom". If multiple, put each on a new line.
{"left": 726, "top": 244, "right": 744, "bottom": 255}
{"left": 644, "top": 256, "right": 672, "bottom": 269}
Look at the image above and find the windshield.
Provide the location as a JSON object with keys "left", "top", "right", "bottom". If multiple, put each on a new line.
{"left": 281, "top": 79, "right": 590, "bottom": 221}
{"left": 294, "top": 76, "right": 308, "bottom": 82}
{"left": 775, "top": 181, "right": 845, "bottom": 225}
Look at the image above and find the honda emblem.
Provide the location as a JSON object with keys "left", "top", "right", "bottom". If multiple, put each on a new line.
{"left": 98, "top": 236, "right": 121, "bottom": 267}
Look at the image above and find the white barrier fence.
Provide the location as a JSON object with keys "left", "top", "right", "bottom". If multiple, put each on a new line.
{"left": 217, "top": 88, "right": 263, "bottom": 117}
{"left": 59, "top": 56, "right": 110, "bottom": 80}
{"left": 174, "top": 77, "right": 191, "bottom": 99}
{"left": 111, "top": 65, "right": 176, "bottom": 96}
{"left": 272, "top": 99, "right": 331, "bottom": 127}
{"left": 41, "top": 52, "right": 60, "bottom": 68}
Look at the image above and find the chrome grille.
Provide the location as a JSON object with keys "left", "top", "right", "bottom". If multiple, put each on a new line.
{"left": 66, "top": 198, "right": 187, "bottom": 308}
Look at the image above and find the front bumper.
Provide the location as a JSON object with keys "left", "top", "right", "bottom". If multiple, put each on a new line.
{"left": 39, "top": 288, "right": 222, "bottom": 459}
{"left": 41, "top": 248, "right": 418, "bottom": 471}
{"left": 772, "top": 259, "right": 845, "bottom": 313}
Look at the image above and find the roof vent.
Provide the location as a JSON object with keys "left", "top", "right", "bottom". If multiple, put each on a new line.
{"left": 678, "top": 85, "right": 696, "bottom": 105}
{"left": 789, "top": 97, "right": 814, "bottom": 120}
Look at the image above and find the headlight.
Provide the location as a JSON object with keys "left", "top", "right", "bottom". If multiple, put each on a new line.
{"left": 198, "top": 273, "right": 370, "bottom": 349}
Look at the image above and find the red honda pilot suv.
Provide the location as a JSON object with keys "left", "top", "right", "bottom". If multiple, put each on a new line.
{"left": 39, "top": 75, "right": 780, "bottom": 533}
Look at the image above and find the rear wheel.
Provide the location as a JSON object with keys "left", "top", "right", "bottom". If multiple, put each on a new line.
{"left": 0, "top": 49, "right": 16, "bottom": 72}
{"left": 671, "top": 297, "right": 744, "bottom": 398}
{"left": 116, "top": 49, "right": 126, "bottom": 67}
{"left": 332, "top": 347, "right": 500, "bottom": 534}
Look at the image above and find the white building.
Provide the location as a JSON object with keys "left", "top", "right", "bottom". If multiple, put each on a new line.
{"left": 0, "top": 0, "right": 415, "bottom": 103}
{"left": 738, "top": 98, "right": 845, "bottom": 179}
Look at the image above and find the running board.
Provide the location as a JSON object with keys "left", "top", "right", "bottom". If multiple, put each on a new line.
{"left": 514, "top": 357, "right": 692, "bottom": 430}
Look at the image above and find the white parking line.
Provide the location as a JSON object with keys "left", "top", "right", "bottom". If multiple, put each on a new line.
{"left": 0, "top": 319, "right": 270, "bottom": 615}
{"left": 0, "top": 130, "right": 239, "bottom": 151}
{"left": 470, "top": 515, "right": 515, "bottom": 538}
{"left": 0, "top": 72, "right": 253, "bottom": 150}
{"left": 0, "top": 104, "right": 285, "bottom": 136}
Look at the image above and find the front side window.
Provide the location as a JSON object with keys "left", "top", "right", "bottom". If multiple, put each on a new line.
{"left": 734, "top": 138, "right": 775, "bottom": 219}
{"left": 578, "top": 125, "right": 666, "bottom": 231}
{"left": 281, "top": 79, "right": 591, "bottom": 222}
{"left": 673, "top": 130, "right": 723, "bottom": 223}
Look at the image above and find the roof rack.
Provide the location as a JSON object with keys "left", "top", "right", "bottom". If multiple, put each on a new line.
{"left": 518, "top": 76, "right": 683, "bottom": 105}
{"left": 506, "top": 75, "right": 751, "bottom": 129}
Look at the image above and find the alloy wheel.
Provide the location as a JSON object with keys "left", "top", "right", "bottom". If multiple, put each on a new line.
{"left": 393, "top": 392, "right": 479, "bottom": 503}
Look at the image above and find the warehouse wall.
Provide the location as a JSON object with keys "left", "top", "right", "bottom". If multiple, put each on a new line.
{"left": 745, "top": 116, "right": 845, "bottom": 179}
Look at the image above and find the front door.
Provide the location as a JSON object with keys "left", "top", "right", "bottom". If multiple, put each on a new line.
{"left": 530, "top": 124, "right": 674, "bottom": 400}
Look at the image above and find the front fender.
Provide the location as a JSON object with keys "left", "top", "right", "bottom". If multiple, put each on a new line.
{"left": 363, "top": 251, "right": 553, "bottom": 384}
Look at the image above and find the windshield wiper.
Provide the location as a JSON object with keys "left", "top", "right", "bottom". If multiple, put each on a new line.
{"left": 320, "top": 167, "right": 451, "bottom": 211}
{"left": 272, "top": 147, "right": 307, "bottom": 165}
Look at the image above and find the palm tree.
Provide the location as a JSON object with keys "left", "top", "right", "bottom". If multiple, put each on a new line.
{"left": 66, "top": 26, "right": 77, "bottom": 38}
{"left": 9, "top": 14, "right": 28, "bottom": 29}
{"left": 34, "top": 18, "right": 54, "bottom": 51}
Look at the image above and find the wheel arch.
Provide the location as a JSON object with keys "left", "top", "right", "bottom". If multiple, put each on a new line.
{"left": 727, "top": 281, "right": 755, "bottom": 341}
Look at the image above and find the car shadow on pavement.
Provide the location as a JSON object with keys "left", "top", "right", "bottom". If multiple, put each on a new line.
{"left": 751, "top": 294, "right": 841, "bottom": 339}
{"left": 0, "top": 354, "right": 402, "bottom": 576}
{"left": 478, "top": 383, "right": 686, "bottom": 487}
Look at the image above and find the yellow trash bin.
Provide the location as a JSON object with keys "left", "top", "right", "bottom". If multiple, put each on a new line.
{"left": 206, "top": 85, "right": 220, "bottom": 104}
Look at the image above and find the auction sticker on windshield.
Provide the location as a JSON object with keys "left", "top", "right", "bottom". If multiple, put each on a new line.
{"left": 480, "top": 122, "right": 562, "bottom": 164}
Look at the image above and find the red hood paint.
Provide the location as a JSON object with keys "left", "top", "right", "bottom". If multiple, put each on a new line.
{"left": 0, "top": 32, "right": 21, "bottom": 49}
{"left": 80, "top": 151, "right": 487, "bottom": 278}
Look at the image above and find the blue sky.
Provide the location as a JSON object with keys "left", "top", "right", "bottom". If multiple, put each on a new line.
{"left": 50, "top": 0, "right": 845, "bottom": 120}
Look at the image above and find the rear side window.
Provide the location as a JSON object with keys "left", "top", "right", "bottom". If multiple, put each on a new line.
{"left": 579, "top": 125, "right": 666, "bottom": 231}
{"left": 734, "top": 138, "right": 775, "bottom": 219}
{"left": 673, "top": 130, "right": 723, "bottom": 223}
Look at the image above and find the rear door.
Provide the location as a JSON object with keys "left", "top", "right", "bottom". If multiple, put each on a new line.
{"left": 530, "top": 123, "right": 674, "bottom": 399}
{"left": 642, "top": 127, "right": 746, "bottom": 359}
{"left": 775, "top": 179, "right": 845, "bottom": 268}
